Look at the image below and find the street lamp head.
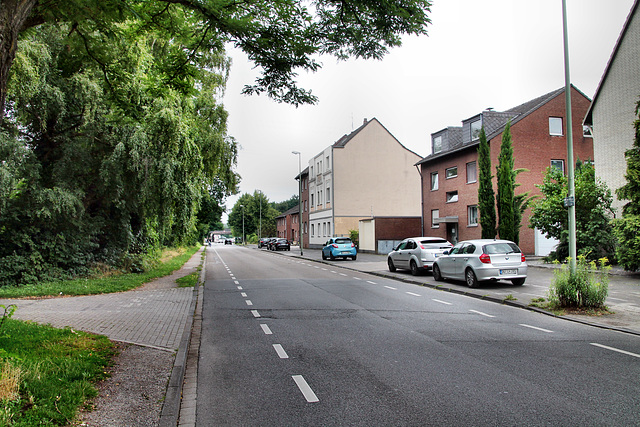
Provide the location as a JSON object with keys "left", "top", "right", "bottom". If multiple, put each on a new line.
{"left": 292, "top": 150, "right": 300, "bottom": 155}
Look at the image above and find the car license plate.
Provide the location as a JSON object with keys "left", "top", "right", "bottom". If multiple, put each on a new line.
{"left": 500, "top": 269, "right": 517, "bottom": 275}
{"left": 342, "top": 251, "right": 350, "bottom": 254}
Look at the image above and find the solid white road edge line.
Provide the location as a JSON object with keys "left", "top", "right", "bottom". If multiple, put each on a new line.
{"left": 591, "top": 343, "right": 640, "bottom": 358}
{"left": 292, "top": 375, "right": 319, "bottom": 403}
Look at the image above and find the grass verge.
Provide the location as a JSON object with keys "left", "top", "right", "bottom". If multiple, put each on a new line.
{"left": 0, "top": 320, "right": 114, "bottom": 426}
{"left": 0, "top": 246, "right": 201, "bottom": 298}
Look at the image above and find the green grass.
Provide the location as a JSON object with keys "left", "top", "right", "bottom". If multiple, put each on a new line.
{"left": 176, "top": 271, "right": 199, "bottom": 288}
{"left": 0, "top": 246, "right": 200, "bottom": 298}
{"left": 0, "top": 245, "right": 203, "bottom": 425}
{"left": 0, "top": 319, "right": 114, "bottom": 426}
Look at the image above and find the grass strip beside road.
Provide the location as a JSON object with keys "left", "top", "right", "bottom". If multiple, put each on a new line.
{"left": 0, "top": 320, "right": 114, "bottom": 426}
{"left": 0, "top": 246, "right": 200, "bottom": 299}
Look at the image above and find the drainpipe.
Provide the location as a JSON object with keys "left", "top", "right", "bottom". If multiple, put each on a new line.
{"left": 416, "top": 164, "right": 424, "bottom": 235}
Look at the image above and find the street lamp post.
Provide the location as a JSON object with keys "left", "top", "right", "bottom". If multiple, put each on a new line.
{"left": 292, "top": 151, "right": 303, "bottom": 256}
{"left": 562, "top": 0, "right": 577, "bottom": 273}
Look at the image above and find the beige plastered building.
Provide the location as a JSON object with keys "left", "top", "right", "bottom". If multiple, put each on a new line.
{"left": 307, "top": 118, "right": 422, "bottom": 248}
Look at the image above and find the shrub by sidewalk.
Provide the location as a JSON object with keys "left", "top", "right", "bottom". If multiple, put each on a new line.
{"left": 548, "top": 256, "right": 610, "bottom": 309}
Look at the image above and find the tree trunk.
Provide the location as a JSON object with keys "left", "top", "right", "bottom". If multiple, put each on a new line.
{"left": 0, "top": 0, "right": 39, "bottom": 118}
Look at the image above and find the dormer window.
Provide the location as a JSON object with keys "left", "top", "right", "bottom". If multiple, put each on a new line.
{"left": 433, "top": 135, "right": 442, "bottom": 154}
{"left": 470, "top": 119, "right": 482, "bottom": 141}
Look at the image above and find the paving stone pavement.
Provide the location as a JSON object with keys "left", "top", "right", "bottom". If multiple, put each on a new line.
{"left": 0, "top": 249, "right": 202, "bottom": 351}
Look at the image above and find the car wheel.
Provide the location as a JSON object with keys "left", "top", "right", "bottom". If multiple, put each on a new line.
{"left": 329, "top": 252, "right": 335, "bottom": 260}
{"left": 322, "top": 251, "right": 327, "bottom": 260}
{"left": 465, "top": 268, "right": 479, "bottom": 288}
{"left": 410, "top": 260, "right": 420, "bottom": 276}
{"left": 512, "top": 278, "right": 526, "bottom": 286}
{"left": 352, "top": 255, "right": 357, "bottom": 261}
{"left": 432, "top": 264, "right": 443, "bottom": 281}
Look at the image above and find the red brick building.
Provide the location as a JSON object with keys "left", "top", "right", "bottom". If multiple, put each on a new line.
{"left": 416, "top": 86, "right": 593, "bottom": 255}
{"left": 275, "top": 205, "right": 300, "bottom": 242}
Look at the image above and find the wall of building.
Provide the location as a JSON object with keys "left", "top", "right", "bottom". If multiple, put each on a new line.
{"left": 333, "top": 119, "right": 422, "bottom": 236}
{"left": 420, "top": 87, "right": 593, "bottom": 255}
{"left": 592, "top": 5, "right": 640, "bottom": 215}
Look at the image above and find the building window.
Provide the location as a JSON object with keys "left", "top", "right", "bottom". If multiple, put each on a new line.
{"left": 433, "top": 135, "right": 442, "bottom": 154}
{"left": 327, "top": 221, "right": 331, "bottom": 236}
{"left": 549, "top": 117, "right": 563, "bottom": 136}
{"left": 326, "top": 155, "right": 330, "bottom": 170}
{"left": 466, "top": 161, "right": 477, "bottom": 183}
{"left": 468, "top": 205, "right": 478, "bottom": 226}
{"left": 326, "top": 187, "right": 331, "bottom": 202}
{"left": 310, "top": 166, "right": 314, "bottom": 176}
{"left": 445, "top": 166, "right": 458, "bottom": 179}
{"left": 431, "top": 209, "right": 440, "bottom": 228}
{"left": 446, "top": 191, "right": 458, "bottom": 203}
{"left": 431, "top": 172, "right": 439, "bottom": 191}
{"left": 470, "top": 119, "right": 482, "bottom": 141}
{"left": 551, "top": 159, "right": 565, "bottom": 174}
{"left": 311, "top": 194, "right": 314, "bottom": 206}
{"left": 311, "top": 224, "right": 314, "bottom": 237}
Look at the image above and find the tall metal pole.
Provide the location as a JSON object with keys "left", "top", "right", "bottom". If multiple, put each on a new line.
{"left": 562, "top": 0, "right": 577, "bottom": 273}
{"left": 292, "top": 151, "right": 303, "bottom": 256}
{"left": 259, "top": 190, "right": 262, "bottom": 240}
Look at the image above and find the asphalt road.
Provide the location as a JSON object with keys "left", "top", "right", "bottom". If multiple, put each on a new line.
{"left": 197, "top": 244, "right": 640, "bottom": 425}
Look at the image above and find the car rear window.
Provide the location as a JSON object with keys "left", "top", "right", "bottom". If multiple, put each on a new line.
{"left": 483, "top": 242, "right": 521, "bottom": 254}
{"left": 335, "top": 238, "right": 352, "bottom": 244}
{"left": 419, "top": 238, "right": 450, "bottom": 248}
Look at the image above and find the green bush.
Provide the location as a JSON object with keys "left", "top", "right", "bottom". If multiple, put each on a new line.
{"left": 548, "top": 256, "right": 610, "bottom": 309}
{"left": 612, "top": 214, "right": 640, "bottom": 271}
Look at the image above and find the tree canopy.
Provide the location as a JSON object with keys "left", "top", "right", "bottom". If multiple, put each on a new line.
{"left": 529, "top": 160, "right": 615, "bottom": 262}
{"left": 1, "top": 0, "right": 433, "bottom": 115}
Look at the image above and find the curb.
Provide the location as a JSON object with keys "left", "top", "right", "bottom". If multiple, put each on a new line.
{"left": 158, "top": 248, "right": 205, "bottom": 427}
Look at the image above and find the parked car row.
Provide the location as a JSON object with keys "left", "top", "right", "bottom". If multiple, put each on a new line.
{"left": 388, "top": 237, "right": 527, "bottom": 287}
{"left": 259, "top": 237, "right": 291, "bottom": 251}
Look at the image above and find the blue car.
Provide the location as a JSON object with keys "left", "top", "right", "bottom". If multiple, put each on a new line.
{"left": 322, "top": 237, "right": 357, "bottom": 260}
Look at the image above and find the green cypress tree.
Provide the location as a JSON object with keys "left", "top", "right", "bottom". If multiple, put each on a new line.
{"left": 477, "top": 126, "right": 496, "bottom": 238}
{"left": 613, "top": 100, "right": 640, "bottom": 270}
{"left": 497, "top": 121, "right": 516, "bottom": 242}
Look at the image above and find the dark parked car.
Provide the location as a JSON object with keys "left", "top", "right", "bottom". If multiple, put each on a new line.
{"left": 265, "top": 237, "right": 279, "bottom": 250}
{"left": 272, "top": 238, "right": 290, "bottom": 251}
{"left": 258, "top": 237, "right": 272, "bottom": 248}
{"left": 224, "top": 238, "right": 233, "bottom": 245}
{"left": 322, "top": 237, "right": 357, "bottom": 260}
{"left": 432, "top": 239, "right": 527, "bottom": 287}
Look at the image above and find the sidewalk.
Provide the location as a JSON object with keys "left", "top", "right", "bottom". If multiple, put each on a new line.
{"left": 0, "top": 247, "right": 204, "bottom": 427}
{"left": 268, "top": 245, "right": 640, "bottom": 336}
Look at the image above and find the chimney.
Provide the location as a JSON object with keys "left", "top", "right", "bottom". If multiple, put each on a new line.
{"left": 363, "top": 118, "right": 368, "bottom": 125}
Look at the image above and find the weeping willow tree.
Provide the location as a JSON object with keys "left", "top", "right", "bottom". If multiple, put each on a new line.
{"left": 0, "top": 19, "right": 238, "bottom": 285}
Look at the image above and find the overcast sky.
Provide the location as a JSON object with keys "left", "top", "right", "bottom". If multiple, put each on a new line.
{"left": 221, "top": 0, "right": 635, "bottom": 223}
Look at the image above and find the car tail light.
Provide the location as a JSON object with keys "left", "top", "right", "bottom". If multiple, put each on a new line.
{"left": 419, "top": 244, "right": 425, "bottom": 249}
{"left": 332, "top": 244, "right": 338, "bottom": 248}
{"left": 479, "top": 253, "right": 491, "bottom": 264}
{"left": 521, "top": 253, "right": 526, "bottom": 262}
{"left": 351, "top": 243, "right": 355, "bottom": 248}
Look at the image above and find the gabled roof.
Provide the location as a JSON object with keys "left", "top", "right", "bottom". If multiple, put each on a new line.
{"left": 332, "top": 117, "right": 422, "bottom": 158}
{"left": 584, "top": 0, "right": 639, "bottom": 125}
{"left": 276, "top": 205, "right": 299, "bottom": 219}
{"left": 415, "top": 86, "right": 573, "bottom": 166}
{"left": 294, "top": 166, "right": 309, "bottom": 180}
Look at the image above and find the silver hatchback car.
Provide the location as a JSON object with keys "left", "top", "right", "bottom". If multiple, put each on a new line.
{"left": 432, "top": 239, "right": 527, "bottom": 287}
{"left": 387, "top": 237, "right": 453, "bottom": 275}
